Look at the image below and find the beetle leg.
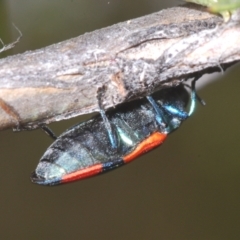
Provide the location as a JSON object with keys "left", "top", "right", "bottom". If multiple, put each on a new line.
{"left": 147, "top": 80, "right": 203, "bottom": 132}
{"left": 186, "top": 78, "right": 205, "bottom": 116}
{"left": 146, "top": 95, "right": 167, "bottom": 129}
{"left": 40, "top": 124, "right": 57, "bottom": 140}
{"left": 97, "top": 86, "right": 118, "bottom": 150}
{"left": 147, "top": 94, "right": 183, "bottom": 133}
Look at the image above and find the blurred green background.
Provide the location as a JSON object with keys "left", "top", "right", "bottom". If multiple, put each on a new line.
{"left": 1, "top": 1, "right": 240, "bottom": 239}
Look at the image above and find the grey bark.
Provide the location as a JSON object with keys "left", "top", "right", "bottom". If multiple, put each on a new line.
{"left": 0, "top": 4, "right": 240, "bottom": 131}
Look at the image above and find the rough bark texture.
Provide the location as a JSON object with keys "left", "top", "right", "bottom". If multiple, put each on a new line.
{"left": 0, "top": 4, "right": 240, "bottom": 131}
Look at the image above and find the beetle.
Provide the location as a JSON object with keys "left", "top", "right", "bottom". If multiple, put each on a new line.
{"left": 31, "top": 82, "right": 199, "bottom": 186}
{"left": 185, "top": 0, "right": 240, "bottom": 21}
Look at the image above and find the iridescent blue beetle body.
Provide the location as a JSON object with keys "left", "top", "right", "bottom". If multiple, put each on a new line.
{"left": 31, "top": 84, "right": 197, "bottom": 186}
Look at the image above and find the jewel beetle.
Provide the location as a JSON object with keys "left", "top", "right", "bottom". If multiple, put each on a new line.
{"left": 31, "top": 82, "right": 198, "bottom": 186}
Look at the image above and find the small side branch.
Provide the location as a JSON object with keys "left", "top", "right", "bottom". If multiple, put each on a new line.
{"left": 0, "top": 24, "right": 22, "bottom": 54}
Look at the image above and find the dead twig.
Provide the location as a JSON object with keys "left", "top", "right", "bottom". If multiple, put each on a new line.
{"left": 0, "top": 4, "right": 240, "bottom": 131}
{"left": 0, "top": 23, "right": 22, "bottom": 54}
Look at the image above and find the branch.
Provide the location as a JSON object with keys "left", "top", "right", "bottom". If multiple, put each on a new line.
{"left": 0, "top": 4, "right": 240, "bottom": 131}
{"left": 0, "top": 24, "right": 22, "bottom": 54}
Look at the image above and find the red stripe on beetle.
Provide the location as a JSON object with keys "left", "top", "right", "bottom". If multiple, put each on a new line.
{"left": 123, "top": 132, "right": 167, "bottom": 163}
{"left": 61, "top": 164, "right": 103, "bottom": 183}
{"left": 61, "top": 132, "right": 167, "bottom": 183}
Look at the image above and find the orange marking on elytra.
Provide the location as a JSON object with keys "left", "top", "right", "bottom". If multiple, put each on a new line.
{"left": 62, "top": 164, "right": 103, "bottom": 183}
{"left": 123, "top": 132, "right": 167, "bottom": 163}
